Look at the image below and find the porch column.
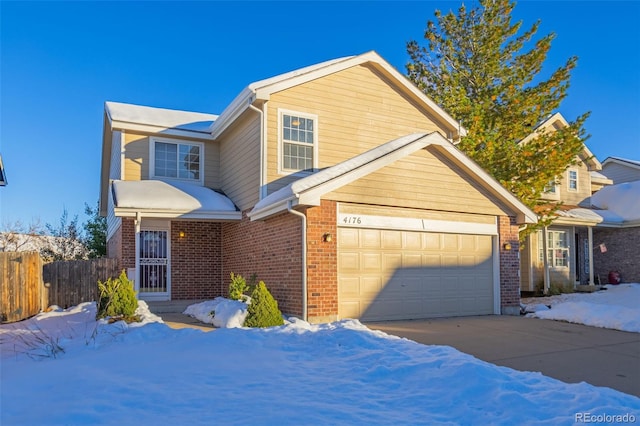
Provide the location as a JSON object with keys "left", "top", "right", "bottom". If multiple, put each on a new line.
{"left": 542, "top": 226, "right": 550, "bottom": 295}
{"left": 588, "top": 226, "right": 595, "bottom": 285}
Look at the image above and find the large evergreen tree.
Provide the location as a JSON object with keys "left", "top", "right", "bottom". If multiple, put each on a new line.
{"left": 407, "top": 0, "right": 588, "bottom": 226}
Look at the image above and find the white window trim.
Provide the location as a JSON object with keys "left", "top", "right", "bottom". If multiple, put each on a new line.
{"left": 277, "top": 108, "right": 319, "bottom": 176}
{"left": 149, "top": 137, "right": 204, "bottom": 185}
{"left": 567, "top": 168, "right": 578, "bottom": 192}
{"left": 539, "top": 230, "right": 570, "bottom": 269}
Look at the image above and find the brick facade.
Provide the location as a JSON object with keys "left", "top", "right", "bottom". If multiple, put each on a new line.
{"left": 306, "top": 200, "right": 338, "bottom": 323}
{"left": 498, "top": 215, "right": 520, "bottom": 315}
{"left": 222, "top": 210, "right": 304, "bottom": 317}
{"left": 593, "top": 227, "right": 640, "bottom": 284}
{"left": 170, "top": 221, "right": 223, "bottom": 300}
{"left": 106, "top": 218, "right": 136, "bottom": 273}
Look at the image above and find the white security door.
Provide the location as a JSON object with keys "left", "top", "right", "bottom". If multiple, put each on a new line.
{"left": 138, "top": 230, "right": 170, "bottom": 300}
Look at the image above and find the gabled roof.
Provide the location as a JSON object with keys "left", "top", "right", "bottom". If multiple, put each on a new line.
{"left": 519, "top": 112, "right": 601, "bottom": 171}
{"left": 602, "top": 156, "right": 640, "bottom": 170}
{"left": 112, "top": 180, "right": 241, "bottom": 221}
{"left": 105, "top": 101, "right": 218, "bottom": 138}
{"left": 249, "top": 132, "right": 537, "bottom": 225}
{"left": 210, "top": 51, "right": 465, "bottom": 140}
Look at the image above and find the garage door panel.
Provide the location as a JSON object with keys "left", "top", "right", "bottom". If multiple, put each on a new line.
{"left": 382, "top": 230, "right": 402, "bottom": 249}
{"left": 338, "top": 227, "right": 494, "bottom": 321}
{"left": 423, "top": 233, "right": 441, "bottom": 250}
{"left": 361, "top": 229, "right": 381, "bottom": 248}
{"left": 361, "top": 253, "right": 382, "bottom": 271}
{"left": 339, "top": 228, "right": 360, "bottom": 248}
{"left": 338, "top": 252, "right": 360, "bottom": 270}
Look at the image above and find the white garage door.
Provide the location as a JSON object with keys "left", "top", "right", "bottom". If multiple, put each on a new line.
{"left": 338, "top": 227, "right": 495, "bottom": 321}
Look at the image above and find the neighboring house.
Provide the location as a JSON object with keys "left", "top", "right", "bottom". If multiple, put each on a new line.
{"left": 519, "top": 113, "right": 613, "bottom": 293}
{"left": 601, "top": 157, "right": 640, "bottom": 184}
{"left": 100, "top": 51, "right": 537, "bottom": 323}
{"left": 590, "top": 178, "right": 640, "bottom": 284}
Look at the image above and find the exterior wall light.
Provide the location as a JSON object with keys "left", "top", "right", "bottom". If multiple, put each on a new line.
{"left": 503, "top": 242, "right": 512, "bottom": 251}
{"left": 179, "top": 231, "right": 186, "bottom": 238}
{"left": 322, "top": 233, "right": 332, "bottom": 243}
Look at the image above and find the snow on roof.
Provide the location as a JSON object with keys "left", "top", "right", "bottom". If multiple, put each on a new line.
{"left": 556, "top": 207, "right": 604, "bottom": 223}
{"left": 112, "top": 180, "right": 240, "bottom": 219}
{"left": 106, "top": 101, "right": 218, "bottom": 133}
{"left": 590, "top": 180, "right": 640, "bottom": 224}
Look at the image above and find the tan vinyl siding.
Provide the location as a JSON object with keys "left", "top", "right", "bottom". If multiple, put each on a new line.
{"left": 265, "top": 64, "right": 449, "bottom": 194}
{"left": 327, "top": 146, "right": 509, "bottom": 216}
{"left": 556, "top": 160, "right": 591, "bottom": 206}
{"left": 123, "top": 133, "right": 148, "bottom": 180}
{"left": 122, "top": 131, "right": 220, "bottom": 188}
{"left": 219, "top": 111, "right": 261, "bottom": 211}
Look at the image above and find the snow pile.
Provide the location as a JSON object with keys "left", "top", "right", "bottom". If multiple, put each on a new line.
{"left": 183, "top": 297, "right": 249, "bottom": 328}
{"left": 590, "top": 180, "right": 640, "bottom": 223}
{"left": 522, "top": 284, "right": 640, "bottom": 332}
{"left": 1, "top": 301, "right": 639, "bottom": 424}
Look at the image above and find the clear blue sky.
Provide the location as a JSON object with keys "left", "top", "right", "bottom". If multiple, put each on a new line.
{"left": 1, "top": 1, "right": 639, "bottom": 228}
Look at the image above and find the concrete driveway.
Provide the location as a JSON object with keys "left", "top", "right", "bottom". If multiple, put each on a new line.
{"left": 366, "top": 315, "right": 640, "bottom": 397}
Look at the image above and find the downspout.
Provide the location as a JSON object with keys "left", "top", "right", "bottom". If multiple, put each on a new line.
{"left": 287, "top": 200, "right": 307, "bottom": 321}
{"left": 134, "top": 211, "right": 142, "bottom": 294}
{"left": 248, "top": 102, "right": 267, "bottom": 200}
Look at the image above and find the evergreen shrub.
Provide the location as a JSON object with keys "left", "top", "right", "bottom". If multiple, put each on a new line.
{"left": 229, "top": 272, "right": 249, "bottom": 301}
{"left": 97, "top": 270, "right": 138, "bottom": 320}
{"left": 243, "top": 281, "right": 284, "bottom": 328}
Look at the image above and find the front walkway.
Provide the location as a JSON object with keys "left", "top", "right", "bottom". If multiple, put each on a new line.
{"left": 146, "top": 300, "right": 215, "bottom": 332}
{"left": 366, "top": 315, "right": 640, "bottom": 397}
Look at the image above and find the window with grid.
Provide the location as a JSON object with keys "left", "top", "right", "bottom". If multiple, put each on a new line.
{"left": 568, "top": 169, "right": 578, "bottom": 191}
{"left": 281, "top": 113, "right": 315, "bottom": 172}
{"left": 153, "top": 139, "right": 202, "bottom": 182}
{"left": 538, "top": 230, "right": 569, "bottom": 267}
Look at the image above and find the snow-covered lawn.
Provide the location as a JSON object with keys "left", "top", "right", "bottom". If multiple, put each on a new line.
{"left": 522, "top": 283, "right": 640, "bottom": 333}
{"left": 1, "top": 299, "right": 639, "bottom": 425}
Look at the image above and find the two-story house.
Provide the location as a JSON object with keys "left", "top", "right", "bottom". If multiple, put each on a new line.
{"left": 100, "top": 51, "right": 537, "bottom": 323}
{"left": 518, "top": 113, "right": 614, "bottom": 293}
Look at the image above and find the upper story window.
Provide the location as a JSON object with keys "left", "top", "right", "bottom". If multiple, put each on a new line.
{"left": 279, "top": 110, "right": 318, "bottom": 173}
{"left": 151, "top": 137, "right": 204, "bottom": 184}
{"left": 567, "top": 169, "right": 578, "bottom": 191}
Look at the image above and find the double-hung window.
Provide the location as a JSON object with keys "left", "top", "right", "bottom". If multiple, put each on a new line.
{"left": 567, "top": 169, "right": 578, "bottom": 191}
{"left": 538, "top": 230, "right": 569, "bottom": 268}
{"left": 151, "top": 138, "right": 203, "bottom": 184}
{"left": 280, "top": 110, "right": 317, "bottom": 173}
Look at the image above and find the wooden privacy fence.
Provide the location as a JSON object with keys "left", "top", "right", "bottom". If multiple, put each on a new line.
{"left": 0, "top": 254, "right": 121, "bottom": 323}
{"left": 43, "top": 258, "right": 121, "bottom": 310}
{"left": 0, "top": 252, "right": 43, "bottom": 323}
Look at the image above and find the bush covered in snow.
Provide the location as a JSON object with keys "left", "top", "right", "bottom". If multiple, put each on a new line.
{"left": 243, "top": 281, "right": 284, "bottom": 328}
{"left": 97, "top": 270, "right": 138, "bottom": 321}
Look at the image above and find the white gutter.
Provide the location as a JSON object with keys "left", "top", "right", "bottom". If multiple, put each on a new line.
{"left": 287, "top": 200, "right": 307, "bottom": 321}
{"left": 248, "top": 102, "right": 268, "bottom": 200}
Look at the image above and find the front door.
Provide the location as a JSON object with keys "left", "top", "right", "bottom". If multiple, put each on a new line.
{"left": 138, "top": 229, "right": 170, "bottom": 300}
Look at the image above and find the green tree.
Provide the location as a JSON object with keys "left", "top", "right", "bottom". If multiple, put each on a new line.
{"left": 407, "top": 0, "right": 588, "bottom": 228}
{"left": 83, "top": 201, "right": 107, "bottom": 258}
